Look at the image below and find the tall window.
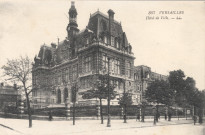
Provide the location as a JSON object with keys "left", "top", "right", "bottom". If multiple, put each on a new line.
{"left": 104, "top": 36, "right": 108, "bottom": 44}
{"left": 111, "top": 60, "right": 115, "bottom": 74}
{"left": 102, "top": 54, "right": 109, "bottom": 72}
{"left": 86, "top": 38, "right": 89, "bottom": 45}
{"left": 81, "top": 79, "right": 85, "bottom": 89}
{"left": 62, "top": 70, "right": 66, "bottom": 83}
{"left": 57, "top": 89, "right": 61, "bottom": 103}
{"left": 85, "top": 79, "right": 89, "bottom": 88}
{"left": 111, "top": 36, "right": 114, "bottom": 46}
{"left": 127, "top": 62, "right": 131, "bottom": 78}
{"left": 72, "top": 64, "right": 77, "bottom": 80}
{"left": 116, "top": 40, "right": 119, "bottom": 49}
{"left": 58, "top": 74, "right": 61, "bottom": 85}
{"left": 84, "top": 56, "right": 91, "bottom": 73}
{"left": 65, "top": 68, "right": 69, "bottom": 82}
{"left": 64, "top": 88, "right": 68, "bottom": 102}
{"left": 115, "top": 59, "right": 120, "bottom": 75}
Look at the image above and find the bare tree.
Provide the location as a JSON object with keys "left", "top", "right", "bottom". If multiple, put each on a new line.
{"left": 1, "top": 56, "right": 33, "bottom": 128}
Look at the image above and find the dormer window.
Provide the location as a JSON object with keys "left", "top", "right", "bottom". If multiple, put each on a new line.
{"left": 86, "top": 38, "right": 89, "bottom": 44}
{"left": 104, "top": 36, "right": 108, "bottom": 44}
{"left": 147, "top": 74, "right": 150, "bottom": 78}
{"left": 116, "top": 40, "right": 119, "bottom": 49}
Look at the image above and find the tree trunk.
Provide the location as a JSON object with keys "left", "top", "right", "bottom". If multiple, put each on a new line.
{"left": 156, "top": 104, "right": 159, "bottom": 122}
{"left": 73, "top": 102, "right": 75, "bottom": 125}
{"left": 185, "top": 108, "right": 187, "bottom": 120}
{"left": 141, "top": 106, "right": 145, "bottom": 122}
{"left": 168, "top": 106, "right": 171, "bottom": 121}
{"left": 25, "top": 92, "right": 32, "bottom": 128}
{"left": 124, "top": 104, "right": 127, "bottom": 123}
{"left": 100, "top": 98, "right": 103, "bottom": 124}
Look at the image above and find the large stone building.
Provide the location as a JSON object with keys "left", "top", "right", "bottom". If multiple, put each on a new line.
{"left": 32, "top": 2, "right": 168, "bottom": 108}
{"left": 32, "top": 2, "right": 136, "bottom": 108}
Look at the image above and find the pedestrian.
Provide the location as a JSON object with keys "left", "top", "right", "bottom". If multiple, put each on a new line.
{"left": 165, "top": 113, "right": 167, "bottom": 120}
{"left": 193, "top": 115, "right": 197, "bottom": 125}
{"left": 48, "top": 110, "right": 53, "bottom": 121}
{"left": 168, "top": 112, "right": 172, "bottom": 121}
{"left": 153, "top": 115, "right": 156, "bottom": 125}
{"left": 137, "top": 114, "right": 140, "bottom": 121}
{"left": 198, "top": 114, "right": 203, "bottom": 124}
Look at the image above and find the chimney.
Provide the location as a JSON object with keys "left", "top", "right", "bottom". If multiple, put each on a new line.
{"left": 108, "top": 9, "right": 115, "bottom": 20}
{"left": 108, "top": 9, "right": 115, "bottom": 45}
{"left": 1, "top": 83, "right": 4, "bottom": 87}
{"left": 51, "top": 43, "right": 57, "bottom": 48}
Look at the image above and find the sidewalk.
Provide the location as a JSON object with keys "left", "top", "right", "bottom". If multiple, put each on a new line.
{"left": 0, "top": 117, "right": 204, "bottom": 135}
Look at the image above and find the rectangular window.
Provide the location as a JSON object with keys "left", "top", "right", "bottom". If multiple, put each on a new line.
{"left": 116, "top": 40, "right": 119, "bottom": 49}
{"left": 102, "top": 54, "right": 109, "bottom": 72}
{"left": 55, "top": 74, "right": 58, "bottom": 85}
{"left": 115, "top": 59, "right": 120, "bottom": 75}
{"left": 111, "top": 59, "right": 115, "bottom": 74}
{"left": 81, "top": 79, "right": 85, "bottom": 89}
{"left": 85, "top": 79, "right": 88, "bottom": 88}
{"left": 62, "top": 70, "right": 66, "bottom": 83}
{"left": 127, "top": 62, "right": 131, "bottom": 78}
{"left": 84, "top": 56, "right": 91, "bottom": 73}
{"left": 104, "top": 36, "right": 108, "bottom": 44}
{"left": 72, "top": 65, "right": 77, "bottom": 81}
{"left": 58, "top": 74, "right": 61, "bottom": 85}
{"left": 111, "top": 37, "right": 114, "bottom": 46}
{"left": 65, "top": 68, "right": 69, "bottom": 82}
{"left": 86, "top": 38, "right": 89, "bottom": 44}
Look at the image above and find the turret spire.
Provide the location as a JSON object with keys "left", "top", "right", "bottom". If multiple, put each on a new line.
{"left": 67, "top": 1, "right": 79, "bottom": 38}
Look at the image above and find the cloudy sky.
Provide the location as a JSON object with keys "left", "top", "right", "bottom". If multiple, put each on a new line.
{"left": 0, "top": 0, "right": 204, "bottom": 90}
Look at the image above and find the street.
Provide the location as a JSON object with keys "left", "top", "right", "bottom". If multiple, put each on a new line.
{"left": 0, "top": 117, "right": 204, "bottom": 135}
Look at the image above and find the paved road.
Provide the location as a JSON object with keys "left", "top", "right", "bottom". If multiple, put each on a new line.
{"left": 0, "top": 117, "right": 204, "bottom": 135}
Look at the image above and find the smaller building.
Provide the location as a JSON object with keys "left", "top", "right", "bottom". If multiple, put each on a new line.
{"left": 134, "top": 65, "right": 168, "bottom": 104}
{"left": 0, "top": 83, "right": 21, "bottom": 113}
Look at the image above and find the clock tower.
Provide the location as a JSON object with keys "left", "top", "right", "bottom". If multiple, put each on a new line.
{"left": 67, "top": 1, "right": 79, "bottom": 39}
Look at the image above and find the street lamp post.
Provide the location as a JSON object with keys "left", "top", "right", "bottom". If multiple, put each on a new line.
{"left": 107, "top": 57, "right": 111, "bottom": 127}
{"left": 153, "top": 105, "right": 156, "bottom": 125}
{"left": 123, "top": 79, "right": 127, "bottom": 123}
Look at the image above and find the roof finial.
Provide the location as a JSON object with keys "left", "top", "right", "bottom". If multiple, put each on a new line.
{"left": 57, "top": 37, "right": 59, "bottom": 45}
{"left": 71, "top": 1, "right": 75, "bottom": 7}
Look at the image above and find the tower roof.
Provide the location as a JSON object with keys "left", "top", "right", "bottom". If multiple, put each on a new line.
{"left": 69, "top": 1, "right": 77, "bottom": 15}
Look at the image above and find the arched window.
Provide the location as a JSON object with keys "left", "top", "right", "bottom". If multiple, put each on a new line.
{"left": 64, "top": 88, "right": 68, "bottom": 102}
{"left": 57, "top": 89, "right": 61, "bottom": 104}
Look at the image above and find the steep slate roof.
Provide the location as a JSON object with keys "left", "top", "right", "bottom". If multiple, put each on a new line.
{"left": 34, "top": 9, "right": 132, "bottom": 67}
{"left": 87, "top": 10, "right": 129, "bottom": 47}
{"left": 36, "top": 44, "right": 53, "bottom": 66}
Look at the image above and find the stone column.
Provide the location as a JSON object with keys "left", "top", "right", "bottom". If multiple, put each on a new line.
{"left": 19, "top": 101, "right": 24, "bottom": 119}
{"left": 96, "top": 105, "right": 100, "bottom": 120}
{"left": 61, "top": 89, "right": 64, "bottom": 104}
{"left": 120, "top": 107, "right": 124, "bottom": 119}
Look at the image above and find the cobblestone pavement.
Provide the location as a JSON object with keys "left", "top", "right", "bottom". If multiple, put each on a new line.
{"left": 0, "top": 117, "right": 204, "bottom": 135}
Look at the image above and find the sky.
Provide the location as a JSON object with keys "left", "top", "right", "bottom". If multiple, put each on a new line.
{"left": 0, "top": 0, "right": 204, "bottom": 90}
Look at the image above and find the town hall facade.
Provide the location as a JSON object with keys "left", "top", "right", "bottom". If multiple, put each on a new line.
{"left": 32, "top": 2, "right": 167, "bottom": 108}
